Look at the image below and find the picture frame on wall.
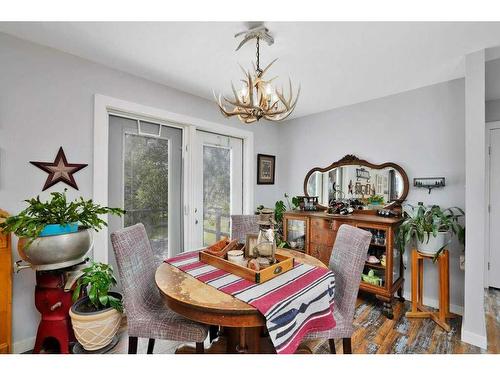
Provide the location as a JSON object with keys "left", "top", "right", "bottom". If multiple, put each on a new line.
{"left": 257, "top": 154, "right": 275, "bottom": 185}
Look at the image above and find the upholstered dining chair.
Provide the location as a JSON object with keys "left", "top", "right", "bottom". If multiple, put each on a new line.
{"left": 302, "top": 224, "right": 371, "bottom": 354}
{"left": 110, "top": 223, "right": 209, "bottom": 354}
{"left": 230, "top": 214, "right": 259, "bottom": 243}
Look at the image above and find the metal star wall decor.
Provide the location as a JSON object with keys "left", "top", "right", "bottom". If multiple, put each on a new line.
{"left": 30, "top": 147, "right": 88, "bottom": 191}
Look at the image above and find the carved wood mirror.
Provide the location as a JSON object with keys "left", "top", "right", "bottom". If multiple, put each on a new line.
{"left": 303, "top": 155, "right": 409, "bottom": 210}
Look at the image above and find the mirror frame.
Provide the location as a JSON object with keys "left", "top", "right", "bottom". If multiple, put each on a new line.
{"left": 303, "top": 154, "right": 410, "bottom": 210}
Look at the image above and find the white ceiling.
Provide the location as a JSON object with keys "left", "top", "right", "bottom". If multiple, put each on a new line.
{"left": 2, "top": 22, "right": 500, "bottom": 119}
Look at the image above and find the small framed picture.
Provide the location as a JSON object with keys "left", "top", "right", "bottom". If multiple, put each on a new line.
{"left": 257, "top": 154, "right": 275, "bottom": 185}
{"left": 245, "top": 233, "right": 259, "bottom": 258}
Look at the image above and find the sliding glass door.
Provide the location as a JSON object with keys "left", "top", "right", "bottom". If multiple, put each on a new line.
{"left": 194, "top": 131, "right": 243, "bottom": 246}
{"left": 108, "top": 115, "right": 183, "bottom": 265}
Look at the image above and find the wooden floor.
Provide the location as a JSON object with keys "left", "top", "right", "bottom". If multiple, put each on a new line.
{"left": 108, "top": 288, "right": 500, "bottom": 354}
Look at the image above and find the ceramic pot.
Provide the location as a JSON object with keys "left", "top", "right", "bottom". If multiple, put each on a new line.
{"left": 18, "top": 229, "right": 93, "bottom": 271}
{"left": 69, "top": 292, "right": 122, "bottom": 351}
{"left": 417, "top": 231, "right": 449, "bottom": 255}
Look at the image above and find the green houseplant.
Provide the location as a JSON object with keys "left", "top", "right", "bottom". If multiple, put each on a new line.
{"left": 0, "top": 189, "right": 124, "bottom": 241}
{"left": 0, "top": 190, "right": 124, "bottom": 270}
{"left": 396, "top": 203, "right": 465, "bottom": 259}
{"left": 69, "top": 262, "right": 123, "bottom": 351}
{"left": 367, "top": 194, "right": 385, "bottom": 206}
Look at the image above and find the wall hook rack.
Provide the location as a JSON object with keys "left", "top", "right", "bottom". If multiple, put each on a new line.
{"left": 413, "top": 177, "right": 445, "bottom": 194}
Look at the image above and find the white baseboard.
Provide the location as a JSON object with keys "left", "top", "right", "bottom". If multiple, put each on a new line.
{"left": 12, "top": 336, "right": 35, "bottom": 354}
{"left": 402, "top": 291, "right": 464, "bottom": 315}
{"left": 461, "top": 328, "right": 487, "bottom": 349}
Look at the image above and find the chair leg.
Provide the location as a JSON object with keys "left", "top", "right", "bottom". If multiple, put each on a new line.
{"left": 328, "top": 339, "right": 336, "bottom": 354}
{"left": 128, "top": 336, "right": 138, "bottom": 354}
{"left": 147, "top": 338, "right": 155, "bottom": 354}
{"left": 196, "top": 342, "right": 205, "bottom": 354}
{"left": 342, "top": 338, "right": 352, "bottom": 354}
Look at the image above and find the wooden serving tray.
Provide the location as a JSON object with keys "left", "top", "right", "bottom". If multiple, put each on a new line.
{"left": 199, "top": 251, "right": 294, "bottom": 283}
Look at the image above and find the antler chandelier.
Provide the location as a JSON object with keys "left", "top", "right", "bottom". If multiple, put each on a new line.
{"left": 214, "top": 26, "right": 300, "bottom": 124}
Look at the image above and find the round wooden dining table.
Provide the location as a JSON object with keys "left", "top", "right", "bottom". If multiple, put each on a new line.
{"left": 155, "top": 249, "right": 327, "bottom": 354}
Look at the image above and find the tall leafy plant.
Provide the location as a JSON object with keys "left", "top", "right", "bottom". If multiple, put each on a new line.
{"left": 72, "top": 262, "right": 123, "bottom": 312}
{"left": 396, "top": 204, "right": 465, "bottom": 259}
{"left": 272, "top": 193, "right": 300, "bottom": 248}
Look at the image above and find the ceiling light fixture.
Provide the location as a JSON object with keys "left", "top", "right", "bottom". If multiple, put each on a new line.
{"left": 214, "top": 25, "right": 300, "bottom": 124}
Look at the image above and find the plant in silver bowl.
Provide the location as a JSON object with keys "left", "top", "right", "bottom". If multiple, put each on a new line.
{"left": 0, "top": 189, "right": 124, "bottom": 270}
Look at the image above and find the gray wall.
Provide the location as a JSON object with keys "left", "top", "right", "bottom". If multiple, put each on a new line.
{"left": 0, "top": 33, "right": 283, "bottom": 351}
{"left": 278, "top": 79, "right": 466, "bottom": 312}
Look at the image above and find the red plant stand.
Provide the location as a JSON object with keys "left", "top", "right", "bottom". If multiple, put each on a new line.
{"left": 33, "top": 270, "right": 77, "bottom": 354}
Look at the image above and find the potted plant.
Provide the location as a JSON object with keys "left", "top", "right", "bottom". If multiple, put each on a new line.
{"left": 0, "top": 190, "right": 124, "bottom": 270}
{"left": 367, "top": 194, "right": 384, "bottom": 206}
{"left": 264, "top": 193, "right": 300, "bottom": 248}
{"left": 69, "top": 262, "right": 123, "bottom": 351}
{"left": 396, "top": 203, "right": 465, "bottom": 258}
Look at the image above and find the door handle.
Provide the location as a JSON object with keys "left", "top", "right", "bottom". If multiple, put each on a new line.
{"left": 195, "top": 219, "right": 199, "bottom": 225}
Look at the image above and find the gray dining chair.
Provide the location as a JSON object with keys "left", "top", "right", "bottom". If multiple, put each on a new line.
{"left": 110, "top": 223, "right": 209, "bottom": 354}
{"left": 231, "top": 214, "right": 259, "bottom": 243}
{"left": 302, "top": 224, "right": 371, "bottom": 354}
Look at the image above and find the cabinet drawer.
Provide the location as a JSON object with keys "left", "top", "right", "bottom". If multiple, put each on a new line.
{"left": 309, "top": 242, "right": 333, "bottom": 266}
{"left": 310, "top": 218, "right": 336, "bottom": 246}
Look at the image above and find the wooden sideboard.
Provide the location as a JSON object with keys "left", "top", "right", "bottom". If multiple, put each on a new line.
{"left": 283, "top": 210, "right": 404, "bottom": 318}
{"left": 0, "top": 209, "right": 12, "bottom": 354}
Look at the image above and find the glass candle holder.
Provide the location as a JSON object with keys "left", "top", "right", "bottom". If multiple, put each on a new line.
{"left": 256, "top": 226, "right": 276, "bottom": 262}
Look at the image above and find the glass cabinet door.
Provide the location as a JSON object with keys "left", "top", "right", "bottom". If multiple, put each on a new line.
{"left": 359, "top": 226, "right": 388, "bottom": 289}
{"left": 285, "top": 218, "right": 308, "bottom": 252}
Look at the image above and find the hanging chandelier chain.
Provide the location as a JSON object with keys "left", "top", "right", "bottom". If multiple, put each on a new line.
{"left": 256, "top": 36, "right": 262, "bottom": 75}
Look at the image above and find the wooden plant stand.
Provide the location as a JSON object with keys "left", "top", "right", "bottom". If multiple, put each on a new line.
{"left": 406, "top": 249, "right": 457, "bottom": 331}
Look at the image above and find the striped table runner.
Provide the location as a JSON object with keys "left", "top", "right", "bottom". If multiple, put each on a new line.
{"left": 165, "top": 250, "right": 336, "bottom": 354}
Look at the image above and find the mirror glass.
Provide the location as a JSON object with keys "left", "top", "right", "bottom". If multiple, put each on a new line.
{"left": 306, "top": 165, "right": 405, "bottom": 208}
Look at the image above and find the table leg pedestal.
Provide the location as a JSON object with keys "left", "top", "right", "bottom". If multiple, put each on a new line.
{"left": 175, "top": 326, "right": 275, "bottom": 354}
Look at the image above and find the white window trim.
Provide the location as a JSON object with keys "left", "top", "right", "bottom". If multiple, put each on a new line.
{"left": 93, "top": 94, "right": 254, "bottom": 263}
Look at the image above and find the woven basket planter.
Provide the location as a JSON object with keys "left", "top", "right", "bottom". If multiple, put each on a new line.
{"left": 69, "top": 292, "right": 122, "bottom": 351}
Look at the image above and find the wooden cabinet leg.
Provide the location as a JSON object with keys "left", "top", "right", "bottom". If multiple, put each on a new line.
{"left": 397, "top": 282, "right": 405, "bottom": 302}
{"left": 383, "top": 301, "right": 394, "bottom": 319}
